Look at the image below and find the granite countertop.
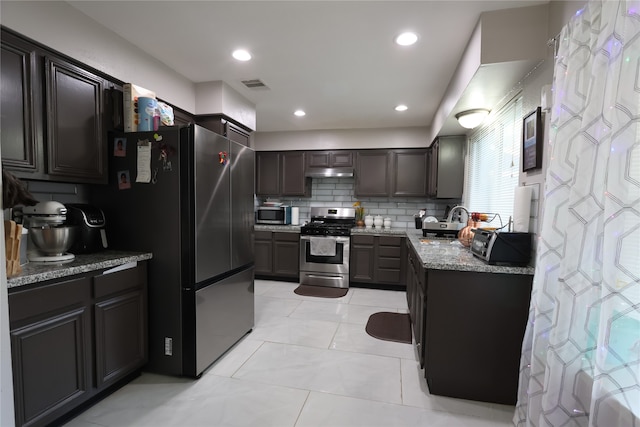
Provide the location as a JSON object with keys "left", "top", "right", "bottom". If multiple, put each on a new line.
{"left": 254, "top": 224, "right": 302, "bottom": 233}
{"left": 7, "top": 250, "right": 153, "bottom": 288}
{"left": 350, "top": 227, "right": 407, "bottom": 236}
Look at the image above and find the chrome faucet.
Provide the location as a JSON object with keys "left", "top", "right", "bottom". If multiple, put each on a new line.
{"left": 446, "top": 205, "right": 469, "bottom": 223}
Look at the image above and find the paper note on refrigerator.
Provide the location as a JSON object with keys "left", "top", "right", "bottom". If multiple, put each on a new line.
{"left": 136, "top": 139, "right": 152, "bottom": 183}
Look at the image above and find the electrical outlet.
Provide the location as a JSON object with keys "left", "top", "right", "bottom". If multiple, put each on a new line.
{"left": 164, "top": 337, "right": 172, "bottom": 356}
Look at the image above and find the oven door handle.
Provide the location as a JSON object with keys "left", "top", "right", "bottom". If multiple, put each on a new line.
{"left": 300, "top": 236, "right": 350, "bottom": 243}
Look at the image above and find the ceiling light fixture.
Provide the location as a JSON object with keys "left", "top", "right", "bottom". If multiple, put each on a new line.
{"left": 395, "top": 32, "right": 418, "bottom": 46}
{"left": 232, "top": 49, "right": 252, "bottom": 61}
{"left": 455, "top": 109, "right": 490, "bottom": 129}
{"left": 395, "top": 104, "right": 408, "bottom": 112}
{"left": 294, "top": 110, "right": 306, "bottom": 117}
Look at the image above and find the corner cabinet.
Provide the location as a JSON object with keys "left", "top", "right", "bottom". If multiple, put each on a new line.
{"left": 8, "top": 262, "right": 148, "bottom": 427}
{"left": 255, "top": 151, "right": 310, "bottom": 197}
{"left": 428, "top": 136, "right": 465, "bottom": 199}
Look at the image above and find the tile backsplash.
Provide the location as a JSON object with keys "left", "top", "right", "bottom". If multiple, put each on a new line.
{"left": 257, "top": 177, "right": 461, "bottom": 228}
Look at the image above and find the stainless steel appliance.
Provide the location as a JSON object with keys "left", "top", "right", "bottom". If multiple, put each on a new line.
{"left": 256, "top": 205, "right": 292, "bottom": 224}
{"left": 20, "top": 201, "right": 77, "bottom": 263}
{"left": 92, "top": 124, "right": 255, "bottom": 378}
{"left": 299, "top": 207, "right": 355, "bottom": 289}
{"left": 65, "top": 203, "right": 108, "bottom": 254}
{"left": 471, "top": 229, "right": 532, "bottom": 266}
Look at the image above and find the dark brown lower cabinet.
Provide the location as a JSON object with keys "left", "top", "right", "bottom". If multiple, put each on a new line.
{"left": 8, "top": 261, "right": 148, "bottom": 427}
{"left": 406, "top": 241, "right": 426, "bottom": 367}
{"left": 424, "top": 269, "right": 532, "bottom": 405}
{"left": 255, "top": 231, "right": 300, "bottom": 280}
{"left": 350, "top": 235, "right": 406, "bottom": 289}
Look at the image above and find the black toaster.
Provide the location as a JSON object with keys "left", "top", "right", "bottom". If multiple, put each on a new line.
{"left": 470, "top": 229, "right": 532, "bottom": 266}
{"left": 65, "top": 203, "right": 108, "bottom": 254}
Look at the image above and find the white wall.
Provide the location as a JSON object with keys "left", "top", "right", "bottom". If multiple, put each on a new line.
{"left": 0, "top": 1, "right": 196, "bottom": 113}
{"left": 253, "top": 127, "right": 430, "bottom": 151}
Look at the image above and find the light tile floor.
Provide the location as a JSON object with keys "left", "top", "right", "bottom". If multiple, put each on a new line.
{"left": 64, "top": 279, "right": 515, "bottom": 426}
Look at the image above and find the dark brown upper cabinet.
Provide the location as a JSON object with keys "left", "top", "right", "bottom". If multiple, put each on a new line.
{"left": 255, "top": 151, "right": 310, "bottom": 197}
{"left": 45, "top": 56, "right": 106, "bottom": 183}
{"left": 355, "top": 150, "right": 390, "bottom": 197}
{"left": 306, "top": 150, "right": 353, "bottom": 169}
{"left": 195, "top": 114, "right": 251, "bottom": 146}
{"left": 392, "top": 149, "right": 429, "bottom": 197}
{"left": 428, "top": 136, "right": 465, "bottom": 199}
{"left": 0, "top": 30, "right": 44, "bottom": 176}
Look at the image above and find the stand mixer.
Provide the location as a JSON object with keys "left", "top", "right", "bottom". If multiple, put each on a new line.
{"left": 20, "top": 201, "right": 78, "bottom": 263}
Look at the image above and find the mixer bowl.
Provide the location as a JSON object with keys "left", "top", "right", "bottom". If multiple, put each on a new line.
{"left": 29, "top": 225, "right": 78, "bottom": 256}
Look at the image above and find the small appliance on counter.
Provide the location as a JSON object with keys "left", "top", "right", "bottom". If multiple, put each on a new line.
{"left": 471, "top": 229, "right": 532, "bottom": 266}
{"left": 422, "top": 205, "right": 468, "bottom": 237}
{"left": 256, "top": 205, "right": 292, "bottom": 225}
{"left": 19, "top": 201, "right": 77, "bottom": 263}
{"left": 65, "top": 203, "right": 108, "bottom": 253}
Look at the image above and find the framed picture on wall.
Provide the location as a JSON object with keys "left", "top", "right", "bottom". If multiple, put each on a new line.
{"left": 522, "top": 107, "right": 543, "bottom": 171}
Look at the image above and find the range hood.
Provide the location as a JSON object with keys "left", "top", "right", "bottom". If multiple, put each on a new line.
{"left": 305, "top": 167, "right": 354, "bottom": 178}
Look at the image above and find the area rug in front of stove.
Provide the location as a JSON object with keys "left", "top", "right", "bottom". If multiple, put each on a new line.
{"left": 365, "top": 312, "right": 412, "bottom": 344}
{"left": 294, "top": 284, "right": 348, "bottom": 298}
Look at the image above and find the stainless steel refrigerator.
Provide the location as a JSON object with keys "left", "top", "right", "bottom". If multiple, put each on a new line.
{"left": 92, "top": 124, "right": 254, "bottom": 377}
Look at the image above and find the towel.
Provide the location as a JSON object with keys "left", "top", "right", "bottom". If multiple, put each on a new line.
{"left": 309, "top": 237, "right": 337, "bottom": 257}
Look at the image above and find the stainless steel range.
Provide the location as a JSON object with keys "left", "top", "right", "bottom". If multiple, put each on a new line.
{"left": 299, "top": 207, "right": 355, "bottom": 289}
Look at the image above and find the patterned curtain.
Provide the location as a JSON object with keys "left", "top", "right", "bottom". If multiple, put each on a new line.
{"left": 514, "top": 1, "right": 640, "bottom": 426}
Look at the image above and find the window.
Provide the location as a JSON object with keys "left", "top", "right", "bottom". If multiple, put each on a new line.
{"left": 464, "top": 95, "right": 523, "bottom": 227}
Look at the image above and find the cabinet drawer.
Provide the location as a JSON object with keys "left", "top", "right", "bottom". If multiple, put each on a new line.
{"left": 377, "top": 269, "right": 401, "bottom": 283}
{"left": 378, "top": 258, "right": 401, "bottom": 269}
{"left": 9, "top": 277, "right": 91, "bottom": 323}
{"left": 255, "top": 230, "right": 273, "bottom": 241}
{"left": 94, "top": 263, "right": 144, "bottom": 299}
{"left": 352, "top": 235, "right": 375, "bottom": 245}
{"left": 274, "top": 232, "right": 300, "bottom": 242}
{"left": 378, "top": 236, "right": 402, "bottom": 247}
{"left": 378, "top": 246, "right": 401, "bottom": 258}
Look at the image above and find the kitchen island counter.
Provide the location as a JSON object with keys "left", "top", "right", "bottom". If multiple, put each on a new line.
{"left": 7, "top": 250, "right": 153, "bottom": 288}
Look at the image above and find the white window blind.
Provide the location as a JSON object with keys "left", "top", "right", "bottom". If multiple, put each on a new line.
{"left": 464, "top": 95, "right": 523, "bottom": 226}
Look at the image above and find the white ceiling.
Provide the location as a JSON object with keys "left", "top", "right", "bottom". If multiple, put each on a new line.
{"left": 67, "top": 0, "right": 547, "bottom": 134}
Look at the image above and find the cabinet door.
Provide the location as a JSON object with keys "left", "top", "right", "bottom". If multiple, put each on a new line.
{"left": 331, "top": 151, "right": 353, "bottom": 167}
{"left": 256, "top": 152, "right": 281, "bottom": 195}
{"left": 392, "top": 150, "right": 428, "bottom": 197}
{"left": 0, "top": 31, "right": 43, "bottom": 175}
{"left": 225, "top": 122, "right": 250, "bottom": 146}
{"left": 427, "top": 145, "right": 438, "bottom": 197}
{"left": 307, "top": 151, "right": 331, "bottom": 168}
{"left": 173, "top": 108, "right": 195, "bottom": 127}
{"left": 273, "top": 233, "right": 300, "bottom": 278}
{"left": 93, "top": 263, "right": 147, "bottom": 390}
{"left": 254, "top": 231, "right": 274, "bottom": 275}
{"left": 355, "top": 151, "right": 390, "bottom": 197}
{"left": 349, "top": 235, "right": 375, "bottom": 283}
{"left": 281, "top": 152, "right": 308, "bottom": 196}
{"left": 9, "top": 277, "right": 92, "bottom": 427}
{"left": 45, "top": 56, "right": 106, "bottom": 183}
{"left": 434, "top": 136, "right": 465, "bottom": 199}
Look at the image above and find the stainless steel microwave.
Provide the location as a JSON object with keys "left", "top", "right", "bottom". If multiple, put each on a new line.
{"left": 256, "top": 206, "right": 292, "bottom": 225}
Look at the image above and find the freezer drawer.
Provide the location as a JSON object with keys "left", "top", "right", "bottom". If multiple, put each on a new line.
{"left": 193, "top": 266, "right": 254, "bottom": 376}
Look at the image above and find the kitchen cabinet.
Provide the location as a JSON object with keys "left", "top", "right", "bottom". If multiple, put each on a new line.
{"left": 0, "top": 30, "right": 43, "bottom": 175}
{"left": 355, "top": 151, "right": 390, "bottom": 197}
{"left": 0, "top": 28, "right": 109, "bottom": 184}
{"left": 350, "top": 235, "right": 406, "bottom": 289}
{"left": 171, "top": 107, "right": 195, "bottom": 128}
{"left": 8, "top": 262, "right": 148, "bottom": 427}
{"left": 392, "top": 149, "right": 429, "bottom": 197}
{"left": 255, "top": 151, "right": 310, "bottom": 197}
{"left": 306, "top": 150, "right": 353, "bottom": 169}
{"left": 255, "top": 231, "right": 300, "bottom": 280}
{"left": 428, "top": 136, "right": 465, "bottom": 198}
{"left": 424, "top": 269, "right": 532, "bottom": 404}
{"left": 406, "top": 240, "right": 426, "bottom": 367}
{"left": 195, "top": 114, "right": 251, "bottom": 146}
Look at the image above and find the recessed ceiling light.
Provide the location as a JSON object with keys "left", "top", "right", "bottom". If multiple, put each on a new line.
{"left": 232, "top": 49, "right": 252, "bottom": 61}
{"left": 294, "top": 110, "right": 306, "bottom": 117}
{"left": 395, "top": 32, "right": 418, "bottom": 46}
{"left": 395, "top": 104, "right": 408, "bottom": 112}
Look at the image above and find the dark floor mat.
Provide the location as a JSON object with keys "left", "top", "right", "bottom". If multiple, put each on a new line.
{"left": 294, "top": 284, "right": 348, "bottom": 298}
{"left": 365, "top": 312, "right": 412, "bottom": 344}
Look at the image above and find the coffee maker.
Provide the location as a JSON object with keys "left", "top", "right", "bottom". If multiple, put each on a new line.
{"left": 64, "top": 204, "right": 108, "bottom": 253}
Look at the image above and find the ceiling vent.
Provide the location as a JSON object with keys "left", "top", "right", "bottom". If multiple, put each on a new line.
{"left": 241, "top": 79, "right": 269, "bottom": 89}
